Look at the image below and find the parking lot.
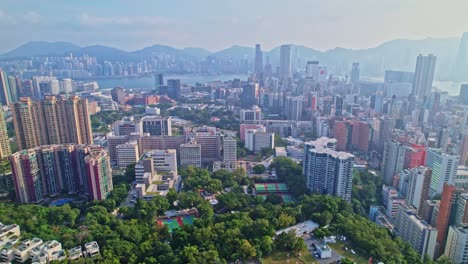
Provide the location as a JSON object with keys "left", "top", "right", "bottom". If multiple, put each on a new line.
{"left": 303, "top": 235, "right": 343, "bottom": 264}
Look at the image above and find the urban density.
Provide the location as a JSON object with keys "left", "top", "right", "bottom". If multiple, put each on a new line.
{"left": 0, "top": 1, "right": 467, "bottom": 264}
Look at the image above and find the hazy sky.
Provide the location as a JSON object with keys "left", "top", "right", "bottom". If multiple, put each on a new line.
{"left": 1, "top": 0, "right": 467, "bottom": 53}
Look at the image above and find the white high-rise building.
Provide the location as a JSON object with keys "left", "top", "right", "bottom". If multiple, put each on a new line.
{"left": 315, "top": 117, "right": 330, "bottom": 138}
{"left": 223, "top": 137, "right": 237, "bottom": 169}
{"left": 59, "top": 78, "right": 73, "bottom": 93}
{"left": 180, "top": 143, "right": 201, "bottom": 168}
{"left": 303, "top": 137, "right": 354, "bottom": 201}
{"left": 405, "top": 167, "right": 432, "bottom": 212}
{"left": 145, "top": 149, "right": 177, "bottom": 172}
{"left": 279, "top": 45, "right": 291, "bottom": 81}
{"left": 381, "top": 140, "right": 406, "bottom": 185}
{"left": 444, "top": 226, "right": 468, "bottom": 263}
{"left": 412, "top": 54, "right": 436, "bottom": 99}
{"left": 116, "top": 140, "right": 140, "bottom": 168}
{"left": 394, "top": 204, "right": 438, "bottom": 261}
{"left": 245, "top": 130, "right": 274, "bottom": 154}
{"left": 427, "top": 148, "right": 460, "bottom": 197}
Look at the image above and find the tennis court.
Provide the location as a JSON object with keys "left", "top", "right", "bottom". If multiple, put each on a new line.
{"left": 157, "top": 215, "right": 196, "bottom": 232}
{"left": 254, "top": 182, "right": 288, "bottom": 193}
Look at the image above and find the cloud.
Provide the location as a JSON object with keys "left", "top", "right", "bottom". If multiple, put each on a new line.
{"left": 79, "top": 13, "right": 168, "bottom": 26}
{"left": 0, "top": 9, "right": 42, "bottom": 24}
{"left": 23, "top": 11, "right": 42, "bottom": 24}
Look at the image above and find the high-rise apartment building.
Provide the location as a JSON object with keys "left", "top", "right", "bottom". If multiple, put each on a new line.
{"left": 9, "top": 144, "right": 112, "bottom": 203}
{"left": 334, "top": 121, "right": 351, "bottom": 151}
{"left": 427, "top": 148, "right": 460, "bottom": 197}
{"left": 180, "top": 143, "right": 201, "bottom": 168}
{"left": 382, "top": 140, "right": 406, "bottom": 185}
{"left": 11, "top": 96, "right": 93, "bottom": 150}
{"left": 460, "top": 132, "right": 468, "bottom": 165}
{"left": 444, "top": 226, "right": 468, "bottom": 263}
{"left": 140, "top": 116, "right": 172, "bottom": 136}
{"left": 376, "top": 116, "right": 395, "bottom": 151}
{"left": 303, "top": 137, "right": 354, "bottom": 201}
{"left": 350, "top": 121, "right": 371, "bottom": 152}
{"left": 394, "top": 204, "right": 438, "bottom": 261}
{"left": 279, "top": 45, "right": 291, "bottom": 81}
{"left": 0, "top": 106, "right": 10, "bottom": 159}
{"left": 405, "top": 167, "right": 432, "bottom": 214}
{"left": 413, "top": 54, "right": 436, "bottom": 99}
{"left": 254, "top": 44, "right": 263, "bottom": 78}
{"left": 435, "top": 184, "right": 462, "bottom": 257}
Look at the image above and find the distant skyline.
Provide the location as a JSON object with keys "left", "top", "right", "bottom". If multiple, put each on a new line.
{"left": 1, "top": 0, "right": 468, "bottom": 53}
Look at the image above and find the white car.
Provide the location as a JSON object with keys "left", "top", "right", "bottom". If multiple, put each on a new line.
{"left": 351, "top": 249, "right": 356, "bottom": 255}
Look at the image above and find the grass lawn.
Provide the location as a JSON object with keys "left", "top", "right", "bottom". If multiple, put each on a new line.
{"left": 328, "top": 241, "right": 368, "bottom": 264}
{"left": 262, "top": 249, "right": 315, "bottom": 264}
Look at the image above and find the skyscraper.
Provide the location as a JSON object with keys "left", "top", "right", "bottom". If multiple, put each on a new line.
{"left": 377, "top": 116, "right": 395, "bottom": 151}
{"left": 167, "top": 79, "right": 181, "bottom": 100}
{"left": 154, "top": 73, "right": 164, "bottom": 88}
{"left": 382, "top": 140, "right": 406, "bottom": 186}
{"left": 284, "top": 96, "right": 303, "bottom": 121}
{"left": 335, "top": 95, "right": 344, "bottom": 116}
{"left": 0, "top": 69, "right": 11, "bottom": 106}
{"left": 444, "top": 226, "right": 468, "bottom": 263}
{"left": 241, "top": 83, "right": 258, "bottom": 108}
{"left": 303, "top": 137, "right": 355, "bottom": 201}
{"left": 405, "top": 167, "right": 432, "bottom": 214}
{"left": 11, "top": 96, "right": 93, "bottom": 150}
{"left": 412, "top": 54, "right": 436, "bottom": 99}
{"left": 460, "top": 84, "right": 468, "bottom": 105}
{"left": 350, "top": 63, "right": 360, "bottom": 83}
{"left": 0, "top": 106, "right": 10, "bottom": 159}
{"left": 254, "top": 44, "right": 263, "bottom": 78}
{"left": 306, "top": 61, "right": 319, "bottom": 80}
{"left": 452, "top": 32, "right": 468, "bottom": 82}
{"left": 196, "top": 134, "right": 221, "bottom": 164}
{"left": 279, "top": 45, "right": 291, "bottom": 81}
{"left": 427, "top": 148, "right": 460, "bottom": 197}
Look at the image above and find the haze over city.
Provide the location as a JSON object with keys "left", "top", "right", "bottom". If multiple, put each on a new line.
{"left": 1, "top": 0, "right": 468, "bottom": 52}
{"left": 0, "top": 2, "right": 467, "bottom": 264}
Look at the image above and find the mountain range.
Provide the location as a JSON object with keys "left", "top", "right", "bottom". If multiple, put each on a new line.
{"left": 1, "top": 37, "right": 465, "bottom": 81}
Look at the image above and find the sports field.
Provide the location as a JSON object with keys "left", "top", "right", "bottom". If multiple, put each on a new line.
{"left": 254, "top": 183, "right": 288, "bottom": 193}
{"left": 157, "top": 215, "right": 196, "bottom": 232}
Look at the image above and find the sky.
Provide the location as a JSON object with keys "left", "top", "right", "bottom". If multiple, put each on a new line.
{"left": 1, "top": 0, "right": 468, "bottom": 53}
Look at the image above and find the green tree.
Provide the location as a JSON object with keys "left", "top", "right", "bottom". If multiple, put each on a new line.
{"left": 252, "top": 164, "right": 266, "bottom": 174}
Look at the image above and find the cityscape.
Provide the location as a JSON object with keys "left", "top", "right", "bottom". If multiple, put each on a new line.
{"left": 0, "top": 1, "right": 467, "bottom": 264}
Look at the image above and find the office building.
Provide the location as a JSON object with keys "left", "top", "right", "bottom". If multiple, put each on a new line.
{"left": 112, "top": 117, "right": 141, "bottom": 136}
{"left": 303, "top": 137, "right": 354, "bottom": 201}
{"left": 167, "top": 79, "right": 181, "bottom": 100}
{"left": 107, "top": 135, "right": 135, "bottom": 163}
{"left": 245, "top": 130, "right": 275, "bottom": 154}
{"left": 11, "top": 96, "right": 93, "bottom": 150}
{"left": 455, "top": 166, "right": 468, "bottom": 189}
{"left": 196, "top": 134, "right": 221, "bottom": 164}
{"left": 154, "top": 73, "right": 164, "bottom": 88}
{"left": 335, "top": 95, "right": 344, "bottom": 116}
{"left": 59, "top": 78, "right": 73, "bottom": 94}
{"left": 141, "top": 149, "right": 177, "bottom": 174}
{"left": 0, "top": 106, "right": 10, "bottom": 159}
{"left": 111, "top": 87, "right": 126, "bottom": 105}
{"left": 241, "top": 83, "right": 258, "bottom": 108}
{"left": 223, "top": 137, "right": 237, "bottom": 168}
{"left": 279, "top": 45, "right": 291, "bottom": 81}
{"left": 141, "top": 116, "right": 172, "bottom": 136}
{"left": 9, "top": 144, "right": 112, "bottom": 203}
{"left": 382, "top": 140, "right": 406, "bottom": 185}
{"left": 427, "top": 148, "right": 460, "bottom": 197}
{"left": 254, "top": 44, "right": 263, "bottom": 77}
{"left": 285, "top": 96, "right": 303, "bottom": 121}
{"left": 404, "top": 143, "right": 427, "bottom": 169}
{"left": 116, "top": 140, "right": 140, "bottom": 168}
{"left": 413, "top": 54, "right": 436, "bottom": 98}
{"left": 444, "top": 226, "right": 468, "bottom": 263}
{"left": 394, "top": 204, "right": 438, "bottom": 261}
{"left": 240, "top": 105, "right": 262, "bottom": 123}
{"left": 405, "top": 167, "right": 432, "bottom": 214}
{"left": 350, "top": 63, "right": 360, "bottom": 83}
{"left": 239, "top": 124, "right": 265, "bottom": 142}
{"left": 376, "top": 116, "right": 395, "bottom": 150}
{"left": 180, "top": 143, "right": 201, "bottom": 168}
